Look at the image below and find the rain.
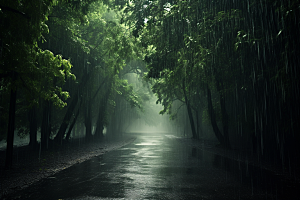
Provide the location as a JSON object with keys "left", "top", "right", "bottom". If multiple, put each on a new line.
{"left": 0, "top": 0, "right": 299, "bottom": 199}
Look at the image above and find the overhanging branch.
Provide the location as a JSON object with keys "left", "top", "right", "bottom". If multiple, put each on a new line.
{"left": 0, "top": 5, "right": 30, "bottom": 20}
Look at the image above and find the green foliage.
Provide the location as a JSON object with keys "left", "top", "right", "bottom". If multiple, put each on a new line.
{"left": 0, "top": 0, "right": 78, "bottom": 141}
{"left": 115, "top": 78, "right": 142, "bottom": 110}
{"left": 0, "top": 0, "right": 75, "bottom": 108}
{"left": 36, "top": 49, "right": 75, "bottom": 107}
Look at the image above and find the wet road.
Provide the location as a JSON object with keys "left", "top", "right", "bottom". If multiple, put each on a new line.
{"left": 13, "top": 132, "right": 272, "bottom": 200}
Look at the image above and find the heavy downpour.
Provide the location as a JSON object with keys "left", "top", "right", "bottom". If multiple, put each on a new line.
{"left": 0, "top": 0, "right": 299, "bottom": 199}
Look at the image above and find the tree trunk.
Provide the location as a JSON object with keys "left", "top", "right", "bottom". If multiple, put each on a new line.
{"left": 85, "top": 77, "right": 108, "bottom": 140}
{"left": 182, "top": 80, "right": 198, "bottom": 139}
{"left": 28, "top": 106, "right": 37, "bottom": 150}
{"left": 65, "top": 104, "right": 81, "bottom": 141}
{"left": 5, "top": 87, "right": 17, "bottom": 169}
{"left": 215, "top": 80, "right": 231, "bottom": 149}
{"left": 94, "top": 87, "right": 111, "bottom": 138}
{"left": 54, "top": 90, "right": 79, "bottom": 143}
{"left": 85, "top": 100, "right": 93, "bottom": 140}
{"left": 94, "top": 112, "right": 104, "bottom": 138}
{"left": 108, "top": 109, "right": 117, "bottom": 135}
{"left": 94, "top": 102, "right": 107, "bottom": 138}
{"left": 196, "top": 110, "right": 202, "bottom": 139}
{"left": 41, "top": 101, "right": 51, "bottom": 149}
{"left": 207, "top": 85, "right": 225, "bottom": 146}
{"left": 84, "top": 87, "right": 92, "bottom": 140}
{"left": 113, "top": 98, "right": 121, "bottom": 135}
{"left": 219, "top": 91, "right": 231, "bottom": 149}
{"left": 54, "top": 72, "right": 90, "bottom": 143}
{"left": 186, "top": 101, "right": 198, "bottom": 139}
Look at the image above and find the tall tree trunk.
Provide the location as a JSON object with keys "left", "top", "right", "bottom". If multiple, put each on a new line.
{"left": 94, "top": 111, "right": 105, "bottom": 138}
{"left": 94, "top": 87, "right": 111, "bottom": 138}
{"left": 5, "top": 87, "right": 17, "bottom": 169}
{"left": 196, "top": 110, "right": 201, "bottom": 139}
{"left": 182, "top": 80, "right": 198, "bottom": 139}
{"left": 108, "top": 109, "right": 117, "bottom": 135}
{"left": 54, "top": 90, "right": 79, "bottom": 143}
{"left": 85, "top": 88, "right": 92, "bottom": 140}
{"left": 54, "top": 73, "right": 90, "bottom": 143}
{"left": 65, "top": 104, "right": 81, "bottom": 141}
{"left": 219, "top": 91, "right": 231, "bottom": 149}
{"left": 207, "top": 85, "right": 225, "bottom": 146}
{"left": 41, "top": 101, "right": 51, "bottom": 149}
{"left": 113, "top": 98, "right": 121, "bottom": 135}
{"left": 85, "top": 99, "right": 92, "bottom": 140}
{"left": 28, "top": 106, "right": 37, "bottom": 150}
{"left": 85, "top": 77, "right": 108, "bottom": 140}
{"left": 215, "top": 80, "right": 231, "bottom": 149}
{"left": 185, "top": 100, "right": 197, "bottom": 139}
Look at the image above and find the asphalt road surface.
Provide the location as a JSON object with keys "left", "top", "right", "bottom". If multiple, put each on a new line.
{"left": 11, "top": 132, "right": 274, "bottom": 200}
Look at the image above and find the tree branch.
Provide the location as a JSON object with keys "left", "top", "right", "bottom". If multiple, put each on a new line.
{"left": 0, "top": 5, "right": 30, "bottom": 20}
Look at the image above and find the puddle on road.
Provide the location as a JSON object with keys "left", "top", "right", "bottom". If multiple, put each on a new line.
{"left": 141, "top": 155, "right": 161, "bottom": 158}
{"left": 135, "top": 142, "right": 159, "bottom": 145}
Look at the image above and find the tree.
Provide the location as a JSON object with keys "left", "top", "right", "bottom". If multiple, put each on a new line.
{"left": 0, "top": 0, "right": 74, "bottom": 168}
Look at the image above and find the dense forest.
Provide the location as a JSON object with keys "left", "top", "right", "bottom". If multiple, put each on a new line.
{"left": 1, "top": 0, "right": 299, "bottom": 178}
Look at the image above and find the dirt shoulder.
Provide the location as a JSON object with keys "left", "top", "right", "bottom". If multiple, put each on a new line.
{"left": 0, "top": 135, "right": 136, "bottom": 199}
